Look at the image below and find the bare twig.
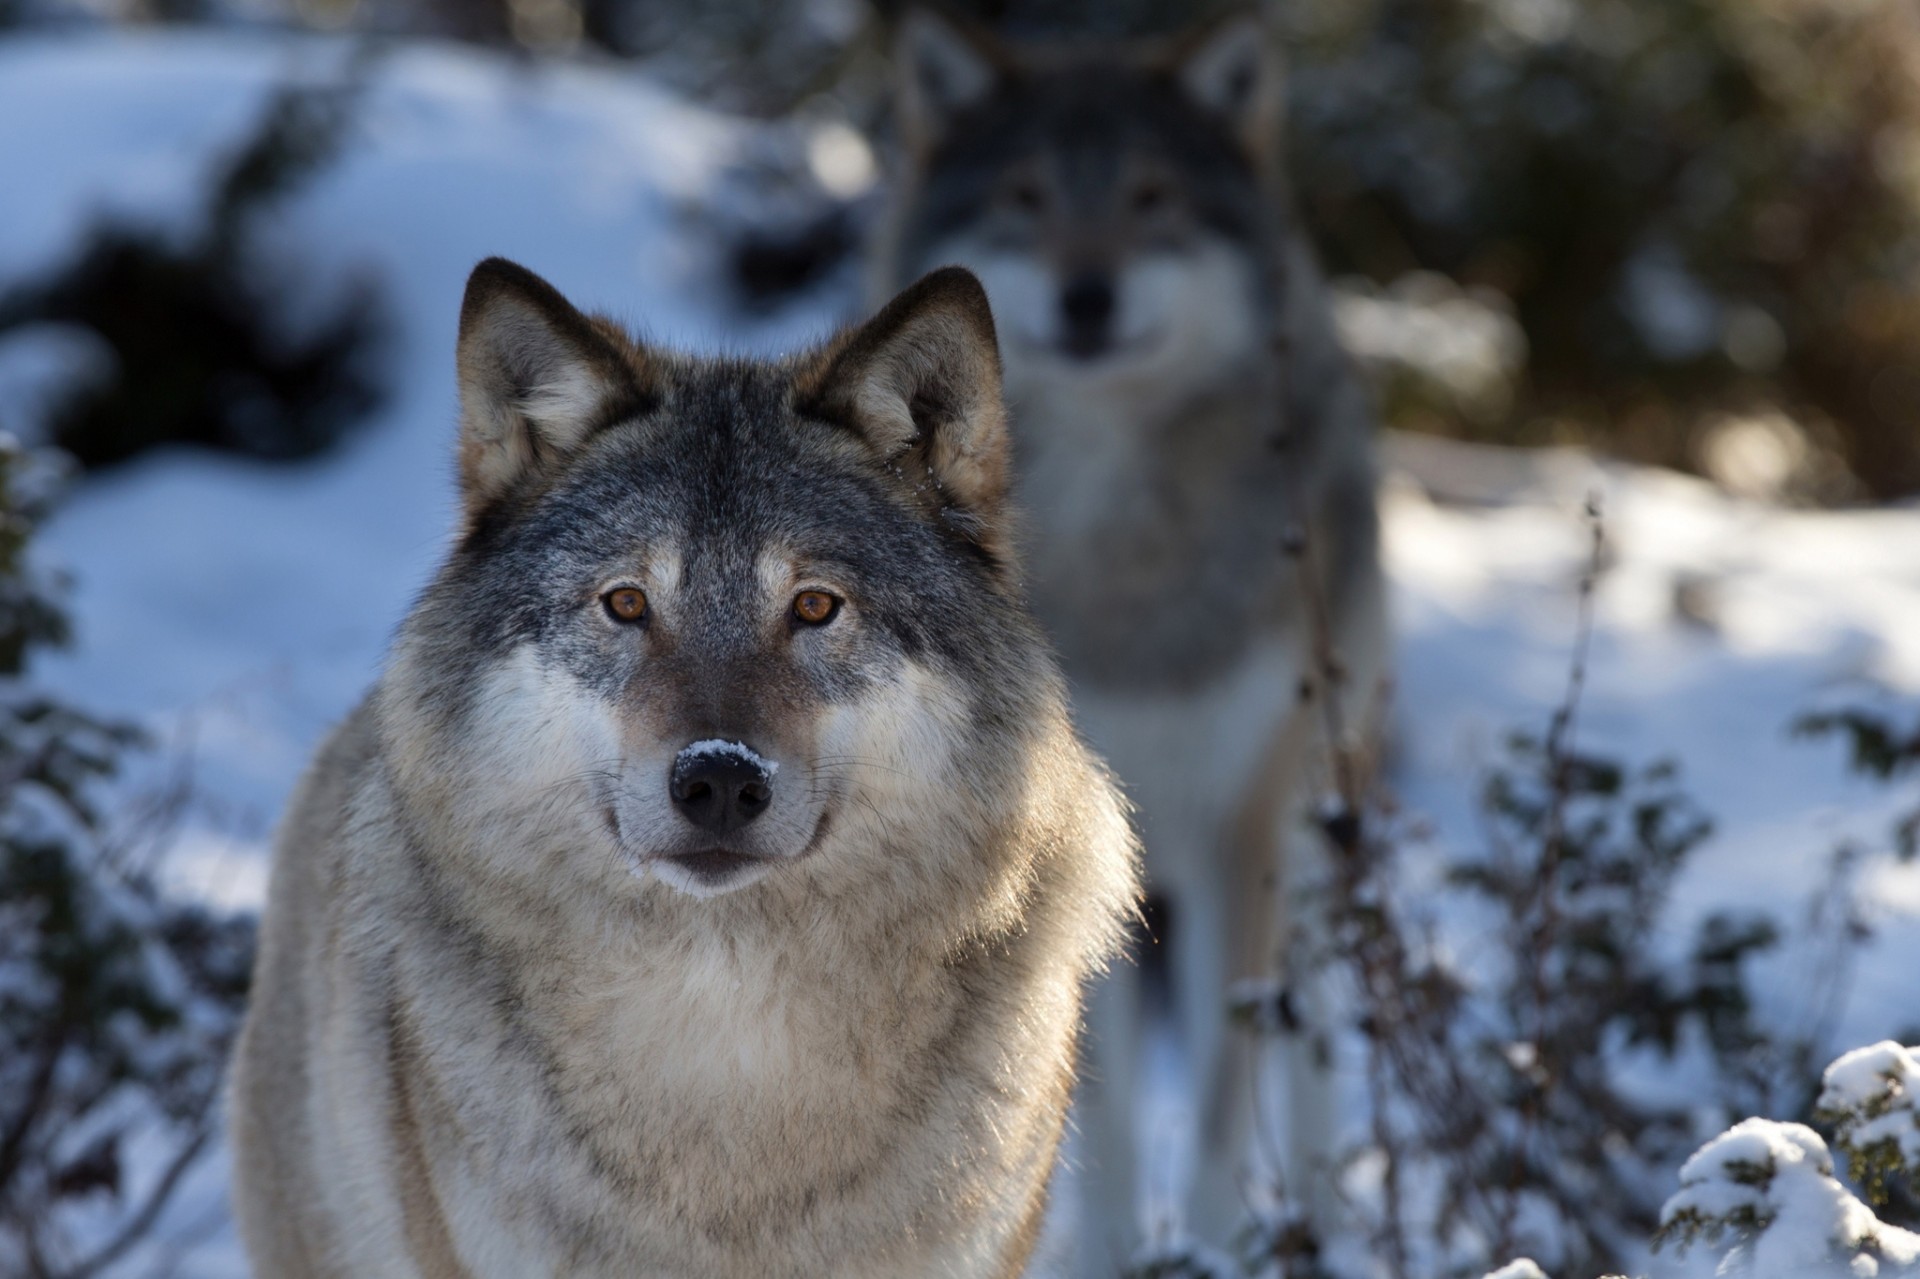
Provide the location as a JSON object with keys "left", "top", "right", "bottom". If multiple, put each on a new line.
{"left": 69, "top": 1122, "right": 215, "bottom": 1279}
{"left": 1499, "top": 492, "right": 1606, "bottom": 1258}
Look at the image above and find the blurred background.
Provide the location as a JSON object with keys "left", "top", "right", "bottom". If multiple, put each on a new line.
{"left": 2, "top": 0, "right": 1919, "bottom": 1276}
{"left": 11, "top": 0, "right": 1920, "bottom": 499}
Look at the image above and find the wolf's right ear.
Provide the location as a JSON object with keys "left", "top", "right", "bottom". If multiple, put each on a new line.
{"left": 1167, "top": 12, "right": 1286, "bottom": 162}
{"left": 455, "top": 258, "right": 652, "bottom": 517}
{"left": 894, "top": 8, "right": 1006, "bottom": 152}
{"left": 794, "top": 267, "right": 1011, "bottom": 557}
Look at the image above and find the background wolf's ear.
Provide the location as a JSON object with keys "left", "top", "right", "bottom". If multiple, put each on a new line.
{"left": 894, "top": 8, "right": 1006, "bottom": 152}
{"left": 1168, "top": 12, "right": 1286, "bottom": 161}
{"left": 794, "top": 266, "right": 1011, "bottom": 553}
{"left": 455, "top": 258, "right": 651, "bottom": 517}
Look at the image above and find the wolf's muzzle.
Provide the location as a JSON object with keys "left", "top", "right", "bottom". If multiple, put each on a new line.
{"left": 1060, "top": 272, "right": 1115, "bottom": 359}
{"left": 670, "top": 741, "right": 773, "bottom": 835}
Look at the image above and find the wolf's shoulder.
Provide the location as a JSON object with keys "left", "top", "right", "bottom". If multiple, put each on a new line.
{"left": 273, "top": 696, "right": 384, "bottom": 870}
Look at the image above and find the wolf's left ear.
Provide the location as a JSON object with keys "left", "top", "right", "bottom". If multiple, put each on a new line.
{"left": 895, "top": 7, "right": 1007, "bottom": 152}
{"left": 794, "top": 267, "right": 1010, "bottom": 553}
{"left": 1168, "top": 12, "right": 1286, "bottom": 161}
{"left": 455, "top": 258, "right": 653, "bottom": 517}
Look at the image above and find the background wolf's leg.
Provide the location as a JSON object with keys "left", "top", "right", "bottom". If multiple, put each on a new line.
{"left": 1075, "top": 942, "right": 1143, "bottom": 1278}
{"left": 1135, "top": 891, "right": 1206, "bottom": 1253}
{"left": 1269, "top": 547, "right": 1393, "bottom": 1236}
{"left": 1153, "top": 848, "right": 1234, "bottom": 1253}
{"left": 1266, "top": 808, "right": 1342, "bottom": 1234}
{"left": 1209, "top": 706, "right": 1318, "bottom": 1239}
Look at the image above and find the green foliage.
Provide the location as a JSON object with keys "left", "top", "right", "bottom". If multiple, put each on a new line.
{"left": 1796, "top": 707, "right": 1920, "bottom": 785}
{"left": 1796, "top": 703, "right": 1920, "bottom": 861}
{"left": 1279, "top": 0, "right": 1920, "bottom": 499}
{"left": 0, "top": 65, "right": 386, "bottom": 470}
{"left": 1653, "top": 1197, "right": 1775, "bottom": 1257}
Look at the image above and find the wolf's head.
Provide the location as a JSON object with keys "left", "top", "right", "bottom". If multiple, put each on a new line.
{"left": 879, "top": 8, "right": 1284, "bottom": 399}
{"left": 384, "top": 259, "right": 1073, "bottom": 908}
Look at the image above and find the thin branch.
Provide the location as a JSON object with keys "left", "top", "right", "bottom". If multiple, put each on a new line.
{"left": 1500, "top": 491, "right": 1607, "bottom": 1258}
{"left": 68, "top": 1121, "right": 214, "bottom": 1279}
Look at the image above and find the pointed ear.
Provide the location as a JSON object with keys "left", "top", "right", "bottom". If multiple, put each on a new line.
{"left": 455, "top": 257, "right": 652, "bottom": 517}
{"left": 794, "top": 266, "right": 1011, "bottom": 555}
{"left": 1167, "top": 12, "right": 1285, "bottom": 160}
{"left": 894, "top": 7, "right": 1007, "bottom": 152}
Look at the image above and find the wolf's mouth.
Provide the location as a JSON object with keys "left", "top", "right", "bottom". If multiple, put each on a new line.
{"left": 1030, "top": 329, "right": 1166, "bottom": 365}
{"left": 665, "top": 848, "right": 765, "bottom": 885}
{"left": 627, "top": 809, "right": 835, "bottom": 897}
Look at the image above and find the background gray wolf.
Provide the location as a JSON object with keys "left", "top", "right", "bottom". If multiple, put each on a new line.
{"left": 872, "top": 8, "right": 1389, "bottom": 1264}
{"left": 228, "top": 258, "right": 1137, "bottom": 1278}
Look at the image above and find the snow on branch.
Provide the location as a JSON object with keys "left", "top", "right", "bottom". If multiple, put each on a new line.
{"left": 1818, "top": 1042, "right": 1920, "bottom": 1209}
{"left": 1481, "top": 1261, "right": 1553, "bottom": 1279}
{"left": 1655, "top": 1116, "right": 1920, "bottom": 1276}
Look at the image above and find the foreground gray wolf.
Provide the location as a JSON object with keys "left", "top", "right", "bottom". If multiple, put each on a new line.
{"left": 873, "top": 8, "right": 1389, "bottom": 1261}
{"left": 228, "top": 259, "right": 1138, "bottom": 1278}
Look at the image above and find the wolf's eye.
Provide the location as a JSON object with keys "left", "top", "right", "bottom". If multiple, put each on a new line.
{"left": 1132, "top": 180, "right": 1171, "bottom": 214}
{"left": 604, "top": 588, "right": 648, "bottom": 623}
{"left": 792, "top": 591, "right": 840, "bottom": 626}
{"left": 1006, "top": 180, "right": 1045, "bottom": 213}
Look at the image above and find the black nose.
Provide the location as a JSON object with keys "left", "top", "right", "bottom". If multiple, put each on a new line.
{"left": 1060, "top": 273, "right": 1115, "bottom": 357}
{"left": 670, "top": 745, "right": 773, "bottom": 834}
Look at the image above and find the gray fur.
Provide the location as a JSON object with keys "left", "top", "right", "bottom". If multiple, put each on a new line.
{"left": 874, "top": 11, "right": 1390, "bottom": 1264}
{"left": 229, "top": 260, "right": 1138, "bottom": 1278}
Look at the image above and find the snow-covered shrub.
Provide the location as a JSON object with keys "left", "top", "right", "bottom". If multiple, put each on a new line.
{"left": 1480, "top": 1262, "right": 1553, "bottom": 1279}
{"left": 1655, "top": 1118, "right": 1920, "bottom": 1276}
{"left": 0, "top": 439, "right": 254, "bottom": 1275}
{"left": 1817, "top": 1043, "right": 1920, "bottom": 1214}
{"left": 0, "top": 64, "right": 386, "bottom": 469}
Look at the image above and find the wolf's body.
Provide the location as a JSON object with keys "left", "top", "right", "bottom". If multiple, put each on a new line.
{"left": 228, "top": 261, "right": 1138, "bottom": 1279}
{"left": 873, "top": 12, "right": 1388, "bottom": 1261}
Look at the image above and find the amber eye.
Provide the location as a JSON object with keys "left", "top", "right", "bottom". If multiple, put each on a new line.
{"left": 603, "top": 587, "right": 648, "bottom": 623}
{"left": 792, "top": 591, "right": 840, "bottom": 626}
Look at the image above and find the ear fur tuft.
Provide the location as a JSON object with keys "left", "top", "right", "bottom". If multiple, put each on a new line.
{"left": 794, "top": 266, "right": 1011, "bottom": 556}
{"left": 455, "top": 258, "right": 652, "bottom": 517}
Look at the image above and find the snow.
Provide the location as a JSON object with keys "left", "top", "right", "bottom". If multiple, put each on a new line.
{"left": 1660, "top": 1118, "right": 1920, "bottom": 1276}
{"left": 1483, "top": 1261, "right": 1553, "bottom": 1279}
{"left": 1333, "top": 271, "right": 1528, "bottom": 417}
{"left": 1823, "top": 1042, "right": 1920, "bottom": 1116}
{"left": 679, "top": 738, "right": 780, "bottom": 776}
{"left": 1820, "top": 1042, "right": 1920, "bottom": 1176}
{"left": 1381, "top": 442, "right": 1920, "bottom": 1063}
{"left": 5, "top": 27, "right": 1920, "bottom": 1278}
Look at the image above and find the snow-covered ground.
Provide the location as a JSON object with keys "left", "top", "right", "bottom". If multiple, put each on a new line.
{"left": 4, "top": 29, "right": 1920, "bottom": 1276}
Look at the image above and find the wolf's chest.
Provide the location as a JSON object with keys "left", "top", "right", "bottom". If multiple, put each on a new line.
{"left": 395, "top": 941, "right": 968, "bottom": 1273}
{"left": 1009, "top": 381, "right": 1294, "bottom": 688}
